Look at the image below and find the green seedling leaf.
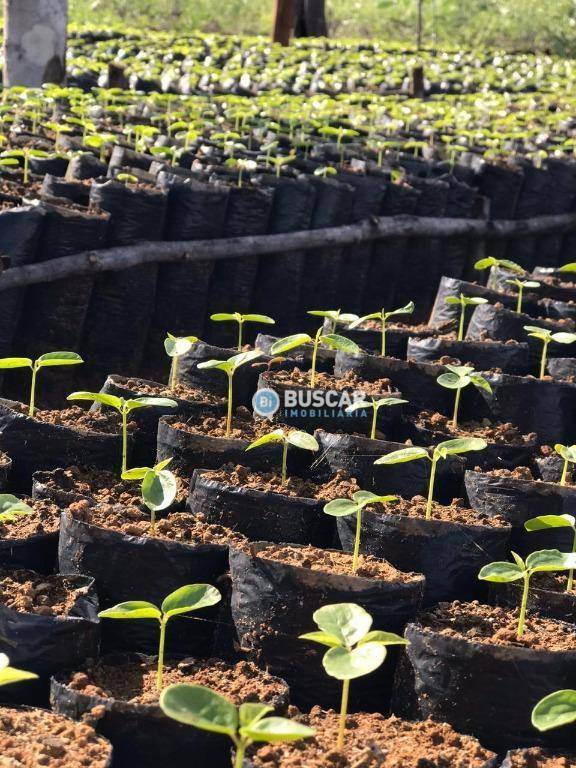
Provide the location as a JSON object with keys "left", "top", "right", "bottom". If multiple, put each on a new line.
{"left": 298, "top": 630, "right": 341, "bottom": 647}
{"left": 286, "top": 431, "right": 320, "bottom": 451}
{"left": 319, "top": 333, "right": 360, "bottom": 354}
{"left": 67, "top": 391, "right": 123, "bottom": 409}
{"left": 240, "top": 717, "right": 315, "bottom": 743}
{"left": 239, "top": 703, "right": 273, "bottom": 728}
{"left": 312, "top": 603, "right": 372, "bottom": 647}
{"left": 161, "top": 584, "right": 221, "bottom": 619}
{"left": 36, "top": 351, "right": 83, "bottom": 368}
{"left": 526, "top": 549, "right": 576, "bottom": 573}
{"left": 532, "top": 690, "right": 576, "bottom": 731}
{"left": 436, "top": 437, "right": 487, "bottom": 455}
{"left": 346, "top": 397, "right": 406, "bottom": 414}
{"left": 323, "top": 643, "right": 387, "bottom": 680}
{"left": 359, "top": 631, "right": 408, "bottom": 646}
{"left": 555, "top": 444, "right": 576, "bottom": 463}
{"left": 160, "top": 685, "right": 238, "bottom": 736}
{"left": 125, "top": 397, "right": 178, "bottom": 412}
{"left": 164, "top": 333, "right": 198, "bottom": 357}
{"left": 478, "top": 561, "right": 524, "bottom": 582}
{"left": 99, "top": 601, "right": 162, "bottom": 620}
{"left": 559, "top": 263, "right": 576, "bottom": 273}
{"left": 142, "top": 467, "right": 178, "bottom": 512}
{"left": 245, "top": 429, "right": 286, "bottom": 450}
{"left": 0, "top": 654, "right": 38, "bottom": 687}
{"left": 270, "top": 333, "right": 312, "bottom": 355}
{"left": 0, "top": 357, "right": 32, "bottom": 369}
{"left": 525, "top": 515, "right": 576, "bottom": 532}
{"left": 374, "top": 446, "right": 429, "bottom": 465}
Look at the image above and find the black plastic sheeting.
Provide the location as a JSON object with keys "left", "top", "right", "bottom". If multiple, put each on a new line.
{"left": 144, "top": 175, "right": 230, "bottom": 371}
{"left": 50, "top": 652, "right": 289, "bottom": 768}
{"left": 0, "top": 398, "right": 123, "bottom": 492}
{"left": 17, "top": 202, "right": 109, "bottom": 376}
{"left": 0, "top": 206, "right": 45, "bottom": 363}
{"left": 396, "top": 620, "right": 576, "bottom": 752}
{"left": 230, "top": 542, "right": 424, "bottom": 712}
{"left": 80, "top": 179, "right": 167, "bottom": 379}
{"left": 0, "top": 573, "right": 99, "bottom": 706}
{"left": 251, "top": 175, "right": 316, "bottom": 334}
{"left": 337, "top": 508, "right": 510, "bottom": 606}
{"left": 206, "top": 181, "right": 274, "bottom": 348}
{"left": 58, "top": 511, "right": 229, "bottom": 656}
{"left": 298, "top": 176, "right": 355, "bottom": 319}
{"left": 187, "top": 471, "right": 334, "bottom": 547}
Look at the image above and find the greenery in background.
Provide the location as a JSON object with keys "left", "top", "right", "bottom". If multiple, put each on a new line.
{"left": 65, "top": 0, "right": 576, "bottom": 57}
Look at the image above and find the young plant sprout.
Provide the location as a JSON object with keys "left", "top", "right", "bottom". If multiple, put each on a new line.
{"left": 300, "top": 603, "right": 407, "bottom": 749}
{"left": 0, "top": 494, "right": 34, "bottom": 525}
{"left": 444, "top": 294, "right": 488, "bottom": 341}
{"left": 246, "top": 428, "right": 319, "bottom": 485}
{"left": 67, "top": 392, "right": 177, "bottom": 475}
{"left": 346, "top": 397, "right": 407, "bottom": 440}
{"left": 436, "top": 364, "right": 492, "bottom": 428}
{"left": 478, "top": 549, "right": 576, "bottom": 638}
{"left": 122, "top": 458, "right": 177, "bottom": 535}
{"left": 523, "top": 325, "right": 576, "bottom": 379}
{"left": 99, "top": 584, "right": 221, "bottom": 691}
{"left": 506, "top": 277, "right": 540, "bottom": 313}
{"left": 270, "top": 321, "right": 360, "bottom": 388}
{"left": 0, "top": 147, "right": 50, "bottom": 184}
{"left": 308, "top": 309, "right": 359, "bottom": 335}
{"left": 0, "top": 352, "right": 83, "bottom": 417}
{"left": 225, "top": 157, "right": 257, "bottom": 187}
{"left": 164, "top": 333, "right": 198, "bottom": 390}
{"left": 210, "top": 312, "right": 275, "bottom": 351}
{"left": 160, "top": 685, "right": 314, "bottom": 768}
{"left": 197, "top": 350, "right": 263, "bottom": 437}
{"left": 525, "top": 514, "right": 576, "bottom": 591}
{"left": 324, "top": 492, "right": 397, "bottom": 573}
{"left": 554, "top": 443, "right": 576, "bottom": 485}
{"left": 0, "top": 653, "right": 38, "bottom": 687}
{"left": 375, "top": 437, "right": 487, "bottom": 520}
{"left": 350, "top": 301, "right": 415, "bottom": 357}
{"left": 474, "top": 256, "right": 526, "bottom": 277}
{"left": 532, "top": 689, "right": 576, "bottom": 732}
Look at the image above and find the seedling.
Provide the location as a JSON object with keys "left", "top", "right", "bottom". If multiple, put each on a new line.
{"left": 554, "top": 443, "right": 576, "bottom": 485}
{"left": 160, "top": 685, "right": 314, "bottom": 768}
{"left": 122, "top": 458, "right": 177, "bottom": 535}
{"left": 532, "top": 689, "right": 576, "bottom": 732}
{"left": 436, "top": 364, "right": 492, "bottom": 428}
{"left": 346, "top": 397, "right": 408, "bottom": 440}
{"left": 99, "top": 584, "right": 221, "bottom": 690}
{"left": 523, "top": 325, "right": 576, "bottom": 379}
{"left": 375, "top": 437, "right": 487, "bottom": 520}
{"left": 324, "top": 492, "right": 397, "bottom": 573}
{"left": 67, "top": 392, "right": 177, "bottom": 475}
{"left": 246, "top": 428, "right": 319, "bottom": 485}
{"left": 0, "top": 352, "right": 83, "bottom": 417}
{"left": 444, "top": 294, "right": 488, "bottom": 341}
{"left": 164, "top": 333, "right": 199, "bottom": 390}
{"left": 308, "top": 309, "right": 359, "bottom": 335}
{"left": 197, "top": 350, "right": 263, "bottom": 437}
{"left": 270, "top": 322, "right": 359, "bottom": 388}
{"left": 0, "top": 494, "right": 34, "bottom": 525}
{"left": 225, "top": 157, "right": 257, "bottom": 187}
{"left": 300, "top": 603, "right": 407, "bottom": 749}
{"left": 525, "top": 514, "right": 576, "bottom": 591}
{"left": 210, "top": 312, "right": 275, "bottom": 351}
{"left": 478, "top": 549, "right": 576, "bottom": 638}
{"left": 506, "top": 278, "right": 540, "bottom": 313}
{"left": 350, "top": 301, "right": 415, "bottom": 357}
{"left": 474, "top": 256, "right": 525, "bottom": 277}
{"left": 0, "top": 147, "right": 50, "bottom": 184}
{"left": 559, "top": 263, "right": 576, "bottom": 274}
{"left": 0, "top": 653, "right": 37, "bottom": 687}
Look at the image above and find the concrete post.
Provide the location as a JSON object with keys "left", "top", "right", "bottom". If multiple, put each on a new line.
{"left": 4, "top": 0, "right": 68, "bottom": 87}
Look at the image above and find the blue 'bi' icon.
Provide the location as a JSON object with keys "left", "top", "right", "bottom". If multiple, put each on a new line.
{"left": 253, "top": 387, "right": 280, "bottom": 417}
